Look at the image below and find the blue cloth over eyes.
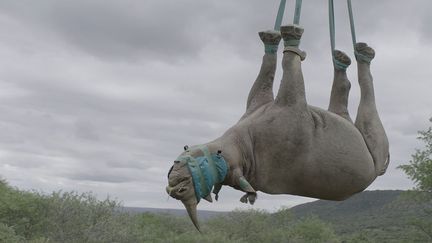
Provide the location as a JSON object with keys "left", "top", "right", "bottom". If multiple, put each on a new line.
{"left": 177, "top": 146, "right": 228, "bottom": 202}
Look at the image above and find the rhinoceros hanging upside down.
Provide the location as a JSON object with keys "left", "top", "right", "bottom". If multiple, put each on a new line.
{"left": 166, "top": 25, "right": 389, "bottom": 231}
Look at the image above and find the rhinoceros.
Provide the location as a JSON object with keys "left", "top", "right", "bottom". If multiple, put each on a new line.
{"left": 166, "top": 25, "right": 389, "bottom": 231}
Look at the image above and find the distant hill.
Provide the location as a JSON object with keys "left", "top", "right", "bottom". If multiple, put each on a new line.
{"left": 291, "top": 190, "right": 404, "bottom": 224}
{"left": 290, "top": 190, "right": 431, "bottom": 241}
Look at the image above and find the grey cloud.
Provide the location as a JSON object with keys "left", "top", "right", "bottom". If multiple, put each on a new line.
{"left": 0, "top": 0, "right": 233, "bottom": 62}
{"left": 74, "top": 120, "right": 99, "bottom": 140}
{"left": 65, "top": 170, "right": 139, "bottom": 183}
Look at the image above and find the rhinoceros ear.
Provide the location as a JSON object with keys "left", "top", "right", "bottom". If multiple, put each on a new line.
{"left": 203, "top": 194, "right": 213, "bottom": 203}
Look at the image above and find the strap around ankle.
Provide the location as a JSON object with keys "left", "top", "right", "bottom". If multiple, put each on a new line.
{"left": 265, "top": 44, "right": 279, "bottom": 54}
{"left": 284, "top": 39, "right": 301, "bottom": 47}
{"left": 283, "top": 46, "right": 306, "bottom": 61}
{"left": 355, "top": 51, "right": 373, "bottom": 64}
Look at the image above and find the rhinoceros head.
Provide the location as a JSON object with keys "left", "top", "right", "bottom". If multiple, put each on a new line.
{"left": 166, "top": 148, "right": 201, "bottom": 231}
{"left": 166, "top": 145, "right": 228, "bottom": 231}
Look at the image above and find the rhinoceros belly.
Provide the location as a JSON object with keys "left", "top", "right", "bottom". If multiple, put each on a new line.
{"left": 243, "top": 104, "right": 376, "bottom": 200}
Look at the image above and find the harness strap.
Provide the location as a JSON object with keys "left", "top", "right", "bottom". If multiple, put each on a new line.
{"left": 274, "top": 0, "right": 287, "bottom": 31}
{"left": 330, "top": 0, "right": 362, "bottom": 68}
{"left": 200, "top": 146, "right": 218, "bottom": 181}
{"left": 347, "top": 0, "right": 357, "bottom": 48}
{"left": 328, "top": 0, "right": 338, "bottom": 68}
{"left": 347, "top": 0, "right": 366, "bottom": 62}
{"left": 180, "top": 146, "right": 228, "bottom": 202}
{"left": 293, "top": 0, "right": 302, "bottom": 25}
{"left": 274, "top": 0, "right": 303, "bottom": 31}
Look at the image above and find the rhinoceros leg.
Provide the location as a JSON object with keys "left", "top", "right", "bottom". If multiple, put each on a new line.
{"left": 232, "top": 168, "right": 257, "bottom": 204}
{"left": 275, "top": 25, "right": 307, "bottom": 108}
{"left": 244, "top": 31, "right": 281, "bottom": 118}
{"left": 354, "top": 43, "right": 390, "bottom": 176}
{"left": 328, "top": 50, "right": 353, "bottom": 123}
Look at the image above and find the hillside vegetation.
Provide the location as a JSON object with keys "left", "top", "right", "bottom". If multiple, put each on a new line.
{"left": 291, "top": 190, "right": 432, "bottom": 242}
{"left": 1, "top": 178, "right": 431, "bottom": 242}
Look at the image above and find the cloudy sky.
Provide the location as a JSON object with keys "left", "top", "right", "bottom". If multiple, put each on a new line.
{"left": 0, "top": 0, "right": 431, "bottom": 212}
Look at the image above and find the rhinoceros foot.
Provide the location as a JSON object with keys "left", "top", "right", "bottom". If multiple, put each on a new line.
{"left": 355, "top": 42, "right": 375, "bottom": 63}
{"left": 240, "top": 192, "right": 257, "bottom": 205}
{"left": 334, "top": 50, "right": 351, "bottom": 66}
{"left": 281, "top": 24, "right": 304, "bottom": 48}
{"left": 258, "top": 30, "right": 282, "bottom": 46}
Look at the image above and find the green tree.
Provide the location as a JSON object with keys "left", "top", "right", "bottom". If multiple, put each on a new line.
{"left": 287, "top": 216, "right": 339, "bottom": 243}
{"left": 398, "top": 118, "right": 432, "bottom": 239}
{"left": 398, "top": 118, "right": 432, "bottom": 193}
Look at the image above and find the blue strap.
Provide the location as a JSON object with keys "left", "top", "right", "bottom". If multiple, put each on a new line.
{"left": 180, "top": 155, "right": 205, "bottom": 202}
{"left": 329, "top": 0, "right": 348, "bottom": 70}
{"left": 200, "top": 146, "right": 218, "bottom": 181}
{"left": 328, "top": 0, "right": 336, "bottom": 56}
{"left": 181, "top": 146, "right": 228, "bottom": 202}
{"left": 347, "top": 0, "right": 357, "bottom": 48}
{"left": 293, "top": 0, "right": 302, "bottom": 25}
{"left": 330, "top": 0, "right": 361, "bottom": 66}
{"left": 274, "top": 0, "right": 287, "bottom": 31}
{"left": 274, "top": 0, "right": 303, "bottom": 31}
{"left": 265, "top": 44, "right": 279, "bottom": 54}
{"left": 347, "top": 0, "right": 367, "bottom": 62}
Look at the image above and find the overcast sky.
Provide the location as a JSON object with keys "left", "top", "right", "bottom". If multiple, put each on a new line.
{"left": 0, "top": 0, "right": 431, "bottom": 212}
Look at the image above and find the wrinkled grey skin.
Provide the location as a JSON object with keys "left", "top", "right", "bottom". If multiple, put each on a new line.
{"left": 166, "top": 25, "right": 389, "bottom": 231}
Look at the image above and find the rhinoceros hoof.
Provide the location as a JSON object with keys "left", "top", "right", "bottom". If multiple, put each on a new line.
{"left": 334, "top": 50, "right": 351, "bottom": 66}
{"left": 259, "top": 30, "right": 282, "bottom": 46}
{"left": 240, "top": 192, "right": 257, "bottom": 205}
{"left": 280, "top": 25, "right": 304, "bottom": 42}
{"left": 355, "top": 42, "right": 375, "bottom": 63}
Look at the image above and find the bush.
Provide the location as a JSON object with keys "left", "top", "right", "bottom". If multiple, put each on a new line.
{"left": 43, "top": 191, "right": 138, "bottom": 243}
{"left": 0, "top": 180, "right": 141, "bottom": 242}
{"left": 0, "top": 223, "right": 24, "bottom": 243}
{"left": 288, "top": 216, "right": 339, "bottom": 243}
{"left": 0, "top": 180, "right": 50, "bottom": 239}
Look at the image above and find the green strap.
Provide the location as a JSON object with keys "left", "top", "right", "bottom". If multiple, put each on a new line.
{"left": 265, "top": 44, "right": 279, "bottom": 54}
{"left": 199, "top": 146, "right": 218, "bottom": 180}
{"left": 293, "top": 0, "right": 302, "bottom": 25}
{"left": 274, "top": 0, "right": 303, "bottom": 31}
{"left": 330, "top": 0, "right": 360, "bottom": 64}
{"left": 348, "top": 0, "right": 367, "bottom": 62}
{"left": 328, "top": 0, "right": 336, "bottom": 55}
{"left": 182, "top": 155, "right": 207, "bottom": 200}
{"left": 274, "top": 0, "right": 287, "bottom": 31}
{"left": 347, "top": 0, "right": 357, "bottom": 48}
{"left": 329, "top": 0, "right": 348, "bottom": 70}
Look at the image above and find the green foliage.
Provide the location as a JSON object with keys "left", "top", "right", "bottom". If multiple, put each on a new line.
{"left": 398, "top": 119, "right": 432, "bottom": 193}
{"left": 287, "top": 216, "right": 339, "bottom": 243}
{"left": 342, "top": 232, "right": 374, "bottom": 243}
{"left": 398, "top": 118, "right": 432, "bottom": 240}
{"left": 205, "top": 209, "right": 272, "bottom": 242}
{"left": 0, "top": 181, "right": 141, "bottom": 242}
{"left": 43, "top": 191, "right": 137, "bottom": 243}
{"left": 0, "top": 223, "right": 24, "bottom": 243}
{"left": 135, "top": 213, "right": 192, "bottom": 242}
{"left": 1, "top": 176, "right": 431, "bottom": 242}
{"left": 0, "top": 180, "right": 50, "bottom": 239}
{"left": 203, "top": 209, "right": 339, "bottom": 243}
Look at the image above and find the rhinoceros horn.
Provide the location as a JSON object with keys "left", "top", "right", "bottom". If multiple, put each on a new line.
{"left": 182, "top": 199, "right": 200, "bottom": 232}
